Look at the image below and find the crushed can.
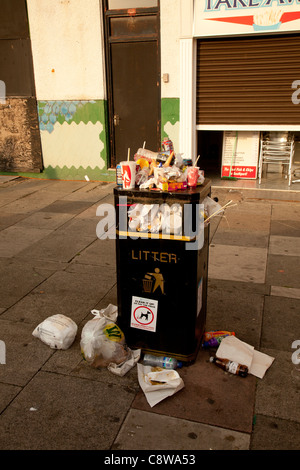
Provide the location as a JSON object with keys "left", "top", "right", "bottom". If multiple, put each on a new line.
{"left": 162, "top": 138, "right": 174, "bottom": 153}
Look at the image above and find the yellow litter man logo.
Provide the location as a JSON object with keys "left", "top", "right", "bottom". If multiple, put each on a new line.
{"left": 143, "top": 268, "right": 165, "bottom": 294}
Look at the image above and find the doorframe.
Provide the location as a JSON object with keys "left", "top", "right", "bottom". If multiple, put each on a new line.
{"left": 102, "top": 0, "right": 161, "bottom": 167}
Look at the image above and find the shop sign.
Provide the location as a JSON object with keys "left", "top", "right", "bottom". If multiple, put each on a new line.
{"left": 221, "top": 131, "right": 260, "bottom": 179}
{"left": 194, "top": 0, "right": 300, "bottom": 37}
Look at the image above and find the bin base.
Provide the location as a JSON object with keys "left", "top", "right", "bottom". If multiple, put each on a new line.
{"left": 139, "top": 344, "right": 202, "bottom": 365}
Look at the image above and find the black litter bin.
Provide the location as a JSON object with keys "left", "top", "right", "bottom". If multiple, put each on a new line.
{"left": 114, "top": 179, "right": 211, "bottom": 364}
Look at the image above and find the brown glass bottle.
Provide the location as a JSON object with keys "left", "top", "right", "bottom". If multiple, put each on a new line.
{"left": 210, "top": 356, "right": 248, "bottom": 377}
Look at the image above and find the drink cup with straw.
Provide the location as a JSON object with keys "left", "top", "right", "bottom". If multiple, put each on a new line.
{"left": 120, "top": 148, "right": 137, "bottom": 189}
{"left": 187, "top": 155, "right": 200, "bottom": 187}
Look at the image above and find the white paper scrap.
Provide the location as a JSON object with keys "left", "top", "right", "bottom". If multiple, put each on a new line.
{"left": 137, "top": 363, "right": 184, "bottom": 407}
{"left": 249, "top": 349, "right": 275, "bottom": 379}
{"left": 107, "top": 348, "right": 141, "bottom": 377}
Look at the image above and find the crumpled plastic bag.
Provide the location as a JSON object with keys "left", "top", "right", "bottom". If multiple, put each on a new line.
{"left": 137, "top": 363, "right": 184, "bottom": 407}
{"left": 80, "top": 304, "right": 141, "bottom": 376}
{"left": 32, "top": 314, "right": 78, "bottom": 350}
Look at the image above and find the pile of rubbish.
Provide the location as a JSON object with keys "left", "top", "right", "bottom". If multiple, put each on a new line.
{"left": 32, "top": 307, "right": 275, "bottom": 408}
{"left": 117, "top": 138, "right": 205, "bottom": 191}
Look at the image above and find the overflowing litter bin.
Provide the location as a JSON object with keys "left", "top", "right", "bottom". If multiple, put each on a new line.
{"left": 114, "top": 179, "right": 211, "bottom": 364}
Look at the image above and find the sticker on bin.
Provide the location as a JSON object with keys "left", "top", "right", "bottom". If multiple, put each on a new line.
{"left": 131, "top": 296, "right": 158, "bottom": 332}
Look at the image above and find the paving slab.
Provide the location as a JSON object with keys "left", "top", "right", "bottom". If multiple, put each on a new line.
{"left": 0, "top": 371, "right": 135, "bottom": 450}
{"left": 225, "top": 201, "right": 272, "bottom": 215}
{"left": 0, "top": 319, "right": 54, "bottom": 387}
{"left": 0, "top": 212, "right": 28, "bottom": 231}
{"left": 217, "top": 209, "right": 271, "bottom": 232}
{"left": 61, "top": 182, "right": 115, "bottom": 203}
{"left": 261, "top": 296, "right": 300, "bottom": 351}
{"left": 16, "top": 230, "right": 96, "bottom": 263}
{"left": 132, "top": 349, "right": 256, "bottom": 434}
{"left": 0, "top": 226, "right": 54, "bottom": 258}
{"left": 70, "top": 238, "right": 116, "bottom": 268}
{"left": 208, "top": 244, "right": 268, "bottom": 284}
{"left": 75, "top": 200, "right": 110, "bottom": 220}
{"left": 41, "top": 199, "right": 94, "bottom": 215}
{"left": 270, "top": 219, "right": 300, "bottom": 237}
{"left": 0, "top": 259, "right": 55, "bottom": 308}
{"left": 39, "top": 180, "right": 88, "bottom": 193}
{"left": 266, "top": 254, "right": 300, "bottom": 289}
{"left": 0, "top": 191, "right": 65, "bottom": 214}
{"left": 206, "top": 283, "right": 264, "bottom": 348}
{"left": 251, "top": 414, "right": 300, "bottom": 450}
{"left": 255, "top": 349, "right": 300, "bottom": 423}
{"left": 0, "top": 383, "right": 22, "bottom": 414}
{"left": 271, "top": 202, "right": 300, "bottom": 220}
{"left": 0, "top": 178, "right": 53, "bottom": 199}
{"left": 112, "top": 409, "right": 250, "bottom": 450}
{"left": 269, "top": 235, "right": 300, "bottom": 256}
{"left": 1, "top": 268, "right": 116, "bottom": 325}
{"left": 208, "top": 278, "right": 270, "bottom": 295}
{"left": 15, "top": 211, "right": 75, "bottom": 230}
{"left": 7, "top": 258, "right": 68, "bottom": 272}
{"left": 211, "top": 230, "right": 269, "bottom": 248}
{"left": 270, "top": 286, "right": 300, "bottom": 299}
{"left": 57, "top": 216, "right": 99, "bottom": 239}
{"left": 0, "top": 175, "right": 20, "bottom": 184}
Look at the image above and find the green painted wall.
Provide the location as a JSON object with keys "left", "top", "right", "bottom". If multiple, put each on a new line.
{"left": 1, "top": 98, "right": 181, "bottom": 182}
{"left": 161, "top": 97, "right": 180, "bottom": 152}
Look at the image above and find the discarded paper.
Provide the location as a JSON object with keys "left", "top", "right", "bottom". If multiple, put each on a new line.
{"left": 137, "top": 363, "right": 184, "bottom": 407}
{"left": 216, "top": 335, "right": 274, "bottom": 379}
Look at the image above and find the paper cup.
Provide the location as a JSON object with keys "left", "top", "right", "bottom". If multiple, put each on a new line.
{"left": 187, "top": 166, "right": 199, "bottom": 187}
{"left": 120, "top": 161, "right": 136, "bottom": 189}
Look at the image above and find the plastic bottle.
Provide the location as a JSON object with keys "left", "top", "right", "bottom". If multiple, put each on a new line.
{"left": 210, "top": 356, "right": 248, "bottom": 377}
{"left": 143, "top": 354, "right": 183, "bottom": 369}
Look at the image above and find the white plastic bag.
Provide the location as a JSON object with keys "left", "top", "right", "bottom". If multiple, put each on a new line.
{"left": 80, "top": 306, "right": 130, "bottom": 369}
{"left": 32, "top": 314, "right": 78, "bottom": 350}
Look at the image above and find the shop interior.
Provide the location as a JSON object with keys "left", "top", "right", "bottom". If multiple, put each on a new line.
{"left": 197, "top": 130, "right": 300, "bottom": 191}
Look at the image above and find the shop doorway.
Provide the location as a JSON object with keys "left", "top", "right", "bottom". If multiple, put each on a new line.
{"left": 197, "top": 131, "right": 223, "bottom": 176}
{"left": 103, "top": 2, "right": 160, "bottom": 167}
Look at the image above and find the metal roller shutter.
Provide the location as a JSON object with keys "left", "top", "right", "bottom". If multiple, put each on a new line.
{"left": 196, "top": 34, "right": 300, "bottom": 127}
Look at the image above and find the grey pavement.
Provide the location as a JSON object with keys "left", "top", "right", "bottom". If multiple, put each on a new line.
{"left": 0, "top": 175, "right": 299, "bottom": 452}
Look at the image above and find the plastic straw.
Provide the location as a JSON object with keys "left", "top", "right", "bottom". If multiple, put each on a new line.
{"left": 194, "top": 155, "right": 200, "bottom": 167}
{"left": 205, "top": 200, "right": 233, "bottom": 223}
{"left": 127, "top": 148, "right": 130, "bottom": 161}
{"left": 143, "top": 141, "right": 146, "bottom": 149}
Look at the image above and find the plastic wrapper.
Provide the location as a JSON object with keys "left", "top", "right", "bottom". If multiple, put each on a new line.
{"left": 134, "top": 148, "right": 158, "bottom": 162}
{"left": 32, "top": 314, "right": 78, "bottom": 350}
{"left": 136, "top": 167, "right": 150, "bottom": 186}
